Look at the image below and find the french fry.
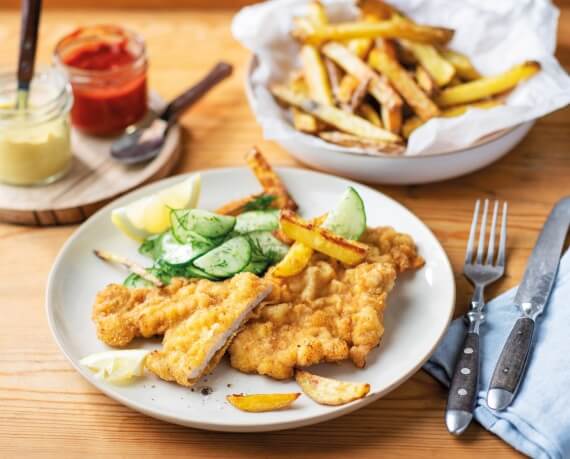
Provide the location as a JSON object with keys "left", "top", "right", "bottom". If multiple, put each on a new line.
{"left": 93, "top": 250, "right": 164, "bottom": 288}
{"left": 337, "top": 74, "right": 360, "bottom": 106}
{"left": 349, "top": 76, "right": 371, "bottom": 112}
{"left": 289, "top": 72, "right": 320, "bottom": 133}
{"left": 400, "top": 39, "right": 455, "bottom": 86}
{"left": 295, "top": 370, "right": 370, "bottom": 406}
{"left": 440, "top": 49, "right": 481, "bottom": 81}
{"left": 246, "top": 148, "right": 298, "bottom": 211}
{"left": 307, "top": 0, "right": 328, "bottom": 26}
{"left": 402, "top": 98, "right": 505, "bottom": 138}
{"left": 271, "top": 84, "right": 402, "bottom": 143}
{"left": 293, "top": 19, "right": 454, "bottom": 46}
{"left": 280, "top": 210, "right": 369, "bottom": 265}
{"left": 301, "top": 45, "right": 334, "bottom": 106}
{"left": 347, "top": 37, "right": 373, "bottom": 59}
{"left": 272, "top": 241, "right": 314, "bottom": 277}
{"left": 324, "top": 58, "right": 343, "bottom": 105}
{"left": 446, "top": 75, "right": 463, "bottom": 87}
{"left": 358, "top": 0, "right": 399, "bottom": 20}
{"left": 436, "top": 61, "right": 540, "bottom": 107}
{"left": 227, "top": 393, "right": 301, "bottom": 412}
{"left": 319, "top": 131, "right": 405, "bottom": 155}
{"left": 358, "top": 103, "right": 382, "bottom": 127}
{"left": 415, "top": 65, "right": 438, "bottom": 97}
{"left": 369, "top": 48, "right": 440, "bottom": 120}
{"left": 321, "top": 42, "right": 403, "bottom": 132}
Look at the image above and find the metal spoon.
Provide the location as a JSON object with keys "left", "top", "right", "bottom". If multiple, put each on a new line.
{"left": 111, "top": 61, "right": 233, "bottom": 164}
{"left": 16, "top": 0, "right": 42, "bottom": 110}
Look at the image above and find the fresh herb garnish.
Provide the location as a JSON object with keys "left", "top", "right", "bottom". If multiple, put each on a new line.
{"left": 244, "top": 194, "right": 277, "bottom": 212}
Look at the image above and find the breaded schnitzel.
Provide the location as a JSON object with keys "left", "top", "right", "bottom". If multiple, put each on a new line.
{"left": 92, "top": 273, "right": 270, "bottom": 348}
{"left": 229, "top": 227, "right": 424, "bottom": 380}
{"left": 145, "top": 276, "right": 272, "bottom": 387}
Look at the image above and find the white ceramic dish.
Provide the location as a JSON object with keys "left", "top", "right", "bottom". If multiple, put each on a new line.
{"left": 46, "top": 167, "right": 455, "bottom": 432}
{"left": 245, "top": 57, "right": 534, "bottom": 185}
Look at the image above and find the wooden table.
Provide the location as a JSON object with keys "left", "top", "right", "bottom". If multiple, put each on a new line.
{"left": 1, "top": 5, "right": 568, "bottom": 458}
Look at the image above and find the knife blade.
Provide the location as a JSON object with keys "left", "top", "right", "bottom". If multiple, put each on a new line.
{"left": 487, "top": 196, "right": 570, "bottom": 411}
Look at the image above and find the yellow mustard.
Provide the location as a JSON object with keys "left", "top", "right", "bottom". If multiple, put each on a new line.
{"left": 0, "top": 68, "right": 73, "bottom": 186}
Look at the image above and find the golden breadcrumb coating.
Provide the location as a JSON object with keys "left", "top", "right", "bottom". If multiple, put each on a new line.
{"left": 229, "top": 227, "right": 424, "bottom": 380}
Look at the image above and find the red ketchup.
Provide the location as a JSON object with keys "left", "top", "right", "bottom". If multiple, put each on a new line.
{"left": 55, "top": 26, "right": 148, "bottom": 136}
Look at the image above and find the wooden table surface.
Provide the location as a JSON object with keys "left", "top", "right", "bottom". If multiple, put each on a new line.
{"left": 1, "top": 5, "right": 569, "bottom": 458}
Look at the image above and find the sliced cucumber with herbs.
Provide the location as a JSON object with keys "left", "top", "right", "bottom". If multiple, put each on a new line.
{"left": 247, "top": 231, "right": 289, "bottom": 263}
{"left": 242, "top": 259, "right": 269, "bottom": 275}
{"left": 322, "top": 187, "right": 366, "bottom": 240}
{"left": 194, "top": 236, "right": 252, "bottom": 278}
{"left": 160, "top": 232, "right": 214, "bottom": 266}
{"left": 171, "top": 209, "right": 235, "bottom": 240}
{"left": 184, "top": 264, "right": 221, "bottom": 281}
{"left": 139, "top": 233, "right": 164, "bottom": 260}
{"left": 234, "top": 209, "right": 280, "bottom": 234}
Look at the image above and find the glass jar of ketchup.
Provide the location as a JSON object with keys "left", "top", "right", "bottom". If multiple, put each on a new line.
{"left": 54, "top": 25, "right": 148, "bottom": 136}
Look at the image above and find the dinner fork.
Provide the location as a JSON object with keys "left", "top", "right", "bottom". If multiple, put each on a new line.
{"left": 445, "top": 199, "right": 508, "bottom": 436}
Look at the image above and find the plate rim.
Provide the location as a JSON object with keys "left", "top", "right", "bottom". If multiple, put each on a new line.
{"left": 45, "top": 166, "right": 455, "bottom": 432}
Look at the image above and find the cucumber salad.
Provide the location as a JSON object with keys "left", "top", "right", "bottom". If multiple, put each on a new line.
{"left": 123, "top": 186, "right": 366, "bottom": 288}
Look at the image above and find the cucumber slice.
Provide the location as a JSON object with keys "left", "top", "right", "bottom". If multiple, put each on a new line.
{"left": 160, "top": 232, "right": 213, "bottom": 266}
{"left": 123, "top": 273, "right": 153, "bottom": 288}
{"left": 184, "top": 265, "right": 221, "bottom": 281}
{"left": 234, "top": 210, "right": 279, "bottom": 234}
{"left": 322, "top": 187, "right": 366, "bottom": 240}
{"left": 242, "top": 259, "right": 269, "bottom": 275}
{"left": 171, "top": 209, "right": 235, "bottom": 240}
{"left": 139, "top": 233, "right": 164, "bottom": 260}
{"left": 247, "top": 231, "right": 289, "bottom": 263}
{"left": 194, "top": 236, "right": 252, "bottom": 278}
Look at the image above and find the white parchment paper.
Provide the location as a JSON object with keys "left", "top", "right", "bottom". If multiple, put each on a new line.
{"left": 232, "top": 0, "right": 570, "bottom": 156}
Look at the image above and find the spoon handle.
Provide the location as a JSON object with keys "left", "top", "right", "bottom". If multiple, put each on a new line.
{"left": 160, "top": 61, "right": 233, "bottom": 125}
{"left": 18, "top": 0, "right": 42, "bottom": 91}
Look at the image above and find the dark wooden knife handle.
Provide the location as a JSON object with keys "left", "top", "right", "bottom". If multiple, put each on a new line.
{"left": 447, "top": 332, "right": 480, "bottom": 413}
{"left": 160, "top": 61, "right": 233, "bottom": 124}
{"left": 18, "top": 0, "right": 42, "bottom": 89}
{"left": 489, "top": 317, "right": 535, "bottom": 393}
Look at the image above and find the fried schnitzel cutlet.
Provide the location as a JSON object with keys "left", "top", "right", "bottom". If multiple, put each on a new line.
{"left": 228, "top": 227, "right": 424, "bottom": 380}
{"left": 145, "top": 278, "right": 272, "bottom": 387}
{"left": 92, "top": 273, "right": 271, "bottom": 348}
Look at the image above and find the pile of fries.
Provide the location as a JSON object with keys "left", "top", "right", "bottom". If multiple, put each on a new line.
{"left": 269, "top": 0, "right": 541, "bottom": 155}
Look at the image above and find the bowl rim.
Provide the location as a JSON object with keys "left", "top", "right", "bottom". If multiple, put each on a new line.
{"left": 245, "top": 55, "right": 525, "bottom": 160}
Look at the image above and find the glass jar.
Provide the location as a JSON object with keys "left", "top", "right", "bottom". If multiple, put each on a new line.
{"left": 54, "top": 25, "right": 148, "bottom": 137}
{"left": 0, "top": 67, "right": 72, "bottom": 186}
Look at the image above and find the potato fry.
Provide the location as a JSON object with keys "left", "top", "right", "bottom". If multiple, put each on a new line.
{"left": 301, "top": 45, "right": 334, "bottom": 106}
{"left": 415, "top": 65, "right": 438, "bottom": 97}
{"left": 400, "top": 39, "right": 455, "bottom": 86}
{"left": 402, "top": 98, "right": 505, "bottom": 138}
{"left": 324, "top": 58, "right": 343, "bottom": 104}
{"left": 436, "top": 61, "right": 540, "bottom": 107}
{"left": 446, "top": 75, "right": 463, "bottom": 87}
{"left": 369, "top": 48, "right": 440, "bottom": 120}
{"left": 246, "top": 148, "right": 298, "bottom": 211}
{"left": 271, "top": 84, "right": 402, "bottom": 143}
{"left": 280, "top": 210, "right": 369, "bottom": 265}
{"left": 295, "top": 370, "right": 370, "bottom": 406}
{"left": 321, "top": 42, "right": 403, "bottom": 131}
{"left": 337, "top": 74, "right": 360, "bottom": 106}
{"left": 358, "top": 103, "right": 382, "bottom": 127}
{"left": 358, "top": 0, "right": 398, "bottom": 20}
{"left": 272, "top": 241, "right": 314, "bottom": 277}
{"left": 293, "top": 19, "right": 454, "bottom": 46}
{"left": 349, "top": 76, "right": 371, "bottom": 112}
{"left": 227, "top": 393, "right": 301, "bottom": 412}
{"left": 346, "top": 37, "right": 373, "bottom": 59}
{"left": 289, "top": 72, "right": 320, "bottom": 133}
{"left": 307, "top": 0, "right": 328, "bottom": 26}
{"left": 319, "top": 131, "right": 405, "bottom": 155}
{"left": 440, "top": 49, "right": 481, "bottom": 81}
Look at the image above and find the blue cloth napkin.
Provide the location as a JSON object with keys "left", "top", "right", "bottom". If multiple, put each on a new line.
{"left": 424, "top": 250, "right": 570, "bottom": 459}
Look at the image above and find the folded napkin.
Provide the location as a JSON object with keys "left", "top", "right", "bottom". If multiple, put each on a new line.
{"left": 424, "top": 250, "right": 570, "bottom": 459}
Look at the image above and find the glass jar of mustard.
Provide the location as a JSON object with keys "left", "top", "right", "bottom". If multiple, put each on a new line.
{"left": 0, "top": 67, "right": 73, "bottom": 186}
{"left": 54, "top": 25, "right": 148, "bottom": 137}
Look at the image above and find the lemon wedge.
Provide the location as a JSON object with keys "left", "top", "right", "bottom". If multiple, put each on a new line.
{"left": 80, "top": 349, "right": 151, "bottom": 384}
{"left": 111, "top": 174, "right": 201, "bottom": 241}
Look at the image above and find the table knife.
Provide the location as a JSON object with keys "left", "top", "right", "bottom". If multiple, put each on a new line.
{"left": 487, "top": 196, "right": 570, "bottom": 411}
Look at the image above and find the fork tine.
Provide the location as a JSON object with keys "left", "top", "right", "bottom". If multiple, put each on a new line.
{"left": 464, "top": 200, "right": 480, "bottom": 265}
{"left": 485, "top": 201, "right": 499, "bottom": 265}
{"left": 496, "top": 202, "right": 508, "bottom": 267}
{"left": 475, "top": 199, "right": 489, "bottom": 264}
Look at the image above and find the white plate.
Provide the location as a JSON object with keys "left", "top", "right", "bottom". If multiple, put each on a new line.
{"left": 245, "top": 57, "right": 534, "bottom": 185}
{"left": 46, "top": 167, "right": 455, "bottom": 432}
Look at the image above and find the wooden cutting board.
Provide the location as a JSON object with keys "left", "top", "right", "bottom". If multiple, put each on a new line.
{"left": 0, "top": 99, "right": 181, "bottom": 226}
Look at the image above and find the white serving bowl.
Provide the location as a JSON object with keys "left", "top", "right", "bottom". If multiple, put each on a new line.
{"left": 245, "top": 57, "right": 534, "bottom": 185}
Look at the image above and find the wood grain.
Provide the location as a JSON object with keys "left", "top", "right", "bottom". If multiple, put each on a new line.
{"left": 0, "top": 5, "right": 569, "bottom": 458}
